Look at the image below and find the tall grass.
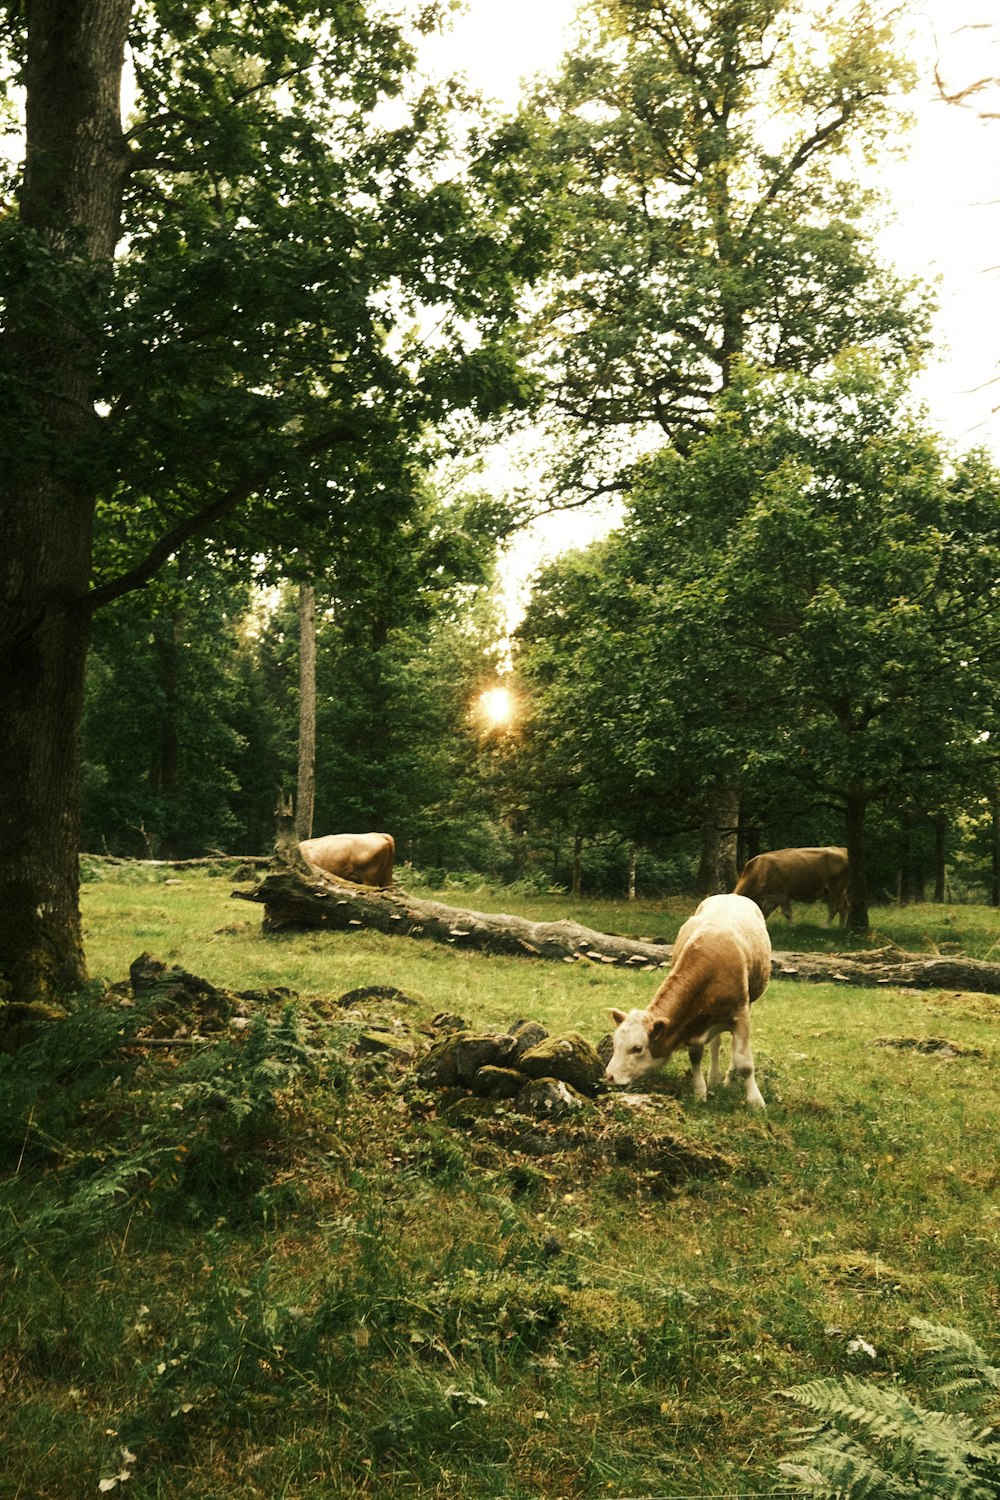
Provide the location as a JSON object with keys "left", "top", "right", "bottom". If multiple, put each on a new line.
{"left": 0, "top": 868, "right": 995, "bottom": 1498}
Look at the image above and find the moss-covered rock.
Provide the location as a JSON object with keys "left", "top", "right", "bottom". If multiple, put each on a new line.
{"left": 439, "top": 1094, "right": 507, "bottom": 1126}
{"left": 471, "top": 1065, "right": 524, "bottom": 1099}
{"left": 518, "top": 1032, "right": 605, "bottom": 1097}
{"left": 416, "top": 1031, "right": 518, "bottom": 1088}
{"left": 515, "top": 1077, "right": 589, "bottom": 1120}
{"left": 507, "top": 1019, "right": 549, "bottom": 1059}
{"left": 354, "top": 1029, "right": 418, "bottom": 1061}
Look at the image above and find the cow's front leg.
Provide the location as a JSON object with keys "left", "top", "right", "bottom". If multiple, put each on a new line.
{"left": 687, "top": 1041, "right": 708, "bottom": 1102}
{"left": 726, "top": 1011, "right": 765, "bottom": 1109}
{"left": 706, "top": 1032, "right": 725, "bottom": 1091}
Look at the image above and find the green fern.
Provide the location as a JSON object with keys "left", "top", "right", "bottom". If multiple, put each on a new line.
{"left": 779, "top": 1321, "right": 1000, "bottom": 1500}
{"left": 911, "top": 1319, "right": 1000, "bottom": 1406}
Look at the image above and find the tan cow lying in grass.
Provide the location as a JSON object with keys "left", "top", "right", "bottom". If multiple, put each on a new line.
{"left": 298, "top": 831, "right": 395, "bottom": 887}
{"left": 605, "top": 893, "right": 771, "bottom": 1109}
{"left": 734, "top": 845, "right": 849, "bottom": 927}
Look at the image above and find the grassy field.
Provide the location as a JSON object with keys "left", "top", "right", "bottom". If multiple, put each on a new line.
{"left": 1, "top": 868, "right": 997, "bottom": 1499}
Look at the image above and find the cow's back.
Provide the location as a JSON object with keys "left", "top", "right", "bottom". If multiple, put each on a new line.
{"left": 736, "top": 846, "right": 847, "bottom": 902}
{"left": 671, "top": 893, "right": 771, "bottom": 1006}
{"left": 299, "top": 832, "right": 394, "bottom": 886}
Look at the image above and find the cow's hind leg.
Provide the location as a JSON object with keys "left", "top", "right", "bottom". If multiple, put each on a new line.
{"left": 724, "top": 1012, "right": 765, "bottom": 1109}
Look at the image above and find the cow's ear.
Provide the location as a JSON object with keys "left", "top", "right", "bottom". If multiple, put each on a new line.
{"left": 609, "top": 1008, "right": 627, "bottom": 1027}
{"left": 649, "top": 1018, "right": 668, "bottom": 1045}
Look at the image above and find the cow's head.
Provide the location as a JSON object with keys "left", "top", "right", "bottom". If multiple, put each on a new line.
{"left": 604, "top": 1007, "right": 673, "bottom": 1086}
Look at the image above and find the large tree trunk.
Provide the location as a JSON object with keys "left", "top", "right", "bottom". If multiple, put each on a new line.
{"left": 0, "top": 1, "right": 131, "bottom": 1003}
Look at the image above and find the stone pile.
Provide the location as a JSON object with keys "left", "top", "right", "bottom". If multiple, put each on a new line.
{"left": 415, "top": 1020, "right": 607, "bottom": 1120}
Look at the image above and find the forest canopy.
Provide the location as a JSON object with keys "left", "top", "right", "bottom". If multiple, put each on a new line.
{"left": 2, "top": 0, "right": 1000, "bottom": 1005}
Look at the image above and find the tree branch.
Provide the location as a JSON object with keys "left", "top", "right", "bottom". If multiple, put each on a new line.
{"left": 85, "top": 422, "right": 359, "bottom": 613}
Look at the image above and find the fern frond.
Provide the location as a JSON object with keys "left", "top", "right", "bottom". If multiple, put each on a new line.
{"left": 782, "top": 1374, "right": 931, "bottom": 1440}
{"left": 910, "top": 1318, "right": 1000, "bottom": 1400}
{"left": 781, "top": 1371, "right": 999, "bottom": 1500}
{"left": 779, "top": 1430, "right": 914, "bottom": 1499}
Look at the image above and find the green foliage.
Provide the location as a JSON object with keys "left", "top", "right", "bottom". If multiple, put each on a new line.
{"left": 81, "top": 484, "right": 519, "bottom": 859}
{"left": 508, "top": 359, "right": 1000, "bottom": 914}
{"left": 780, "top": 1321, "right": 1000, "bottom": 1499}
{"left": 0, "top": 998, "right": 322, "bottom": 1262}
{"left": 82, "top": 559, "right": 270, "bottom": 856}
{"left": 83, "top": 0, "right": 540, "bottom": 602}
{"left": 503, "top": 0, "right": 928, "bottom": 495}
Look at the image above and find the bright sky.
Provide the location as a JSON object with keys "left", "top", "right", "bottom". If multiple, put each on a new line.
{"left": 422, "top": 0, "right": 1000, "bottom": 604}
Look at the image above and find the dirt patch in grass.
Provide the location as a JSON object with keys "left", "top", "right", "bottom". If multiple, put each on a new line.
{"left": 874, "top": 1035, "right": 984, "bottom": 1058}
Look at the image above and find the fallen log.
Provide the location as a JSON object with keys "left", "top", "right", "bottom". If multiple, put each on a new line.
{"left": 232, "top": 861, "right": 1000, "bottom": 996}
{"left": 83, "top": 852, "right": 271, "bottom": 869}
{"left": 232, "top": 862, "right": 672, "bottom": 969}
{"left": 770, "top": 947, "right": 1000, "bottom": 996}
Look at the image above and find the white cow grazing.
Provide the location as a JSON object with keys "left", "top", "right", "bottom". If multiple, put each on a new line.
{"left": 605, "top": 893, "right": 771, "bottom": 1109}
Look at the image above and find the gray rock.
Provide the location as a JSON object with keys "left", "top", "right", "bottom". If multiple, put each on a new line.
{"left": 431, "top": 1012, "right": 468, "bottom": 1032}
{"left": 455, "top": 1032, "right": 518, "bottom": 1081}
{"left": 416, "top": 1031, "right": 517, "bottom": 1088}
{"left": 518, "top": 1032, "right": 606, "bottom": 1097}
{"left": 471, "top": 1066, "right": 524, "bottom": 1099}
{"left": 508, "top": 1020, "right": 549, "bottom": 1059}
{"left": 354, "top": 1029, "right": 417, "bottom": 1061}
{"left": 515, "top": 1077, "right": 587, "bottom": 1119}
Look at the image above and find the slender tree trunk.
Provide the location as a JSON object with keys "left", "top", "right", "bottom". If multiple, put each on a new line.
{"left": 295, "top": 582, "right": 316, "bottom": 841}
{"left": 571, "top": 833, "right": 583, "bottom": 898}
{"left": 736, "top": 808, "right": 759, "bottom": 877}
{"left": 627, "top": 841, "right": 637, "bottom": 902}
{"left": 0, "top": 1, "right": 131, "bottom": 1003}
{"left": 898, "top": 814, "right": 913, "bottom": 907}
{"left": 695, "top": 774, "right": 740, "bottom": 895}
{"left": 844, "top": 788, "right": 870, "bottom": 934}
{"left": 152, "top": 600, "right": 184, "bottom": 857}
{"left": 991, "top": 789, "right": 1000, "bottom": 909}
{"left": 933, "top": 813, "right": 947, "bottom": 904}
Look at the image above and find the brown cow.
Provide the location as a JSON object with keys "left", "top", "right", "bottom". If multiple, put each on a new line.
{"left": 605, "top": 893, "right": 771, "bottom": 1108}
{"left": 298, "top": 832, "right": 395, "bottom": 887}
{"left": 734, "top": 845, "right": 849, "bottom": 927}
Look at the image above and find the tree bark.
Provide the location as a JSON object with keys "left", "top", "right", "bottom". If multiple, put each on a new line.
{"left": 933, "top": 813, "right": 947, "bottom": 904}
{"left": 296, "top": 581, "right": 317, "bottom": 841}
{"left": 232, "top": 859, "right": 1000, "bottom": 996}
{"left": 571, "top": 833, "right": 583, "bottom": 898}
{"left": 0, "top": 1, "right": 131, "bottom": 1003}
{"left": 844, "top": 787, "right": 870, "bottom": 934}
{"left": 695, "top": 774, "right": 740, "bottom": 895}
